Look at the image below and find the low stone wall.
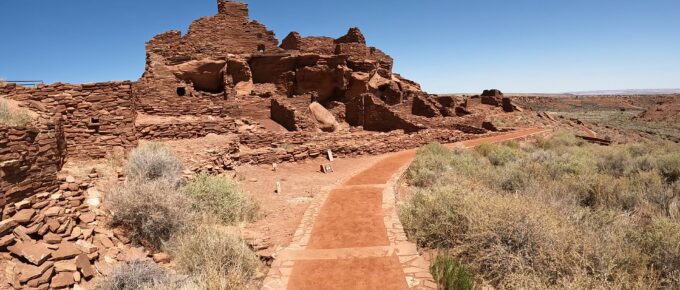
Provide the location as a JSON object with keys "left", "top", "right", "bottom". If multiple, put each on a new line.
{"left": 270, "top": 97, "right": 316, "bottom": 131}
{"left": 136, "top": 118, "right": 241, "bottom": 141}
{"left": 346, "top": 94, "right": 424, "bottom": 133}
{"left": 240, "top": 129, "right": 475, "bottom": 165}
{"left": 193, "top": 129, "right": 493, "bottom": 173}
{"left": 0, "top": 118, "right": 65, "bottom": 208}
{"left": 3, "top": 82, "right": 137, "bottom": 159}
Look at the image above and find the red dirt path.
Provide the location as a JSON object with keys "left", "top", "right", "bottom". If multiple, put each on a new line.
{"left": 285, "top": 128, "right": 546, "bottom": 290}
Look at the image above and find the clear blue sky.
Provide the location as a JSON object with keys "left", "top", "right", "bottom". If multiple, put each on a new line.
{"left": 1, "top": 0, "right": 678, "bottom": 93}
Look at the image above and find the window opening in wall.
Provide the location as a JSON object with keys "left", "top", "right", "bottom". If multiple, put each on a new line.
{"left": 257, "top": 44, "right": 265, "bottom": 53}
{"left": 90, "top": 117, "right": 100, "bottom": 133}
{"left": 176, "top": 87, "right": 186, "bottom": 96}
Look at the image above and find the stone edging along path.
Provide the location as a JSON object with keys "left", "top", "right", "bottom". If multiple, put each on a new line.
{"left": 262, "top": 128, "right": 548, "bottom": 290}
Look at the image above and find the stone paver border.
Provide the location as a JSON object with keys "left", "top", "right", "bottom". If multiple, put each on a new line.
{"left": 262, "top": 128, "right": 549, "bottom": 290}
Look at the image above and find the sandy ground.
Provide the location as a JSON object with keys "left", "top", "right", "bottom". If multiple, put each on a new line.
{"left": 236, "top": 154, "right": 385, "bottom": 254}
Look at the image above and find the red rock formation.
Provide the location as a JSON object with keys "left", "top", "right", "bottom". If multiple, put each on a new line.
{"left": 131, "top": 0, "right": 515, "bottom": 134}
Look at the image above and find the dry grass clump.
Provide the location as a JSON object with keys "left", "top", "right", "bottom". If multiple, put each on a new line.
{"left": 107, "top": 181, "right": 192, "bottom": 249}
{"left": 126, "top": 142, "right": 183, "bottom": 184}
{"left": 401, "top": 133, "right": 680, "bottom": 289}
{"left": 97, "top": 261, "right": 172, "bottom": 290}
{"left": 183, "top": 174, "right": 258, "bottom": 224}
{"left": 164, "top": 224, "right": 262, "bottom": 290}
{"left": 0, "top": 99, "right": 33, "bottom": 126}
{"left": 406, "top": 143, "right": 455, "bottom": 187}
{"left": 104, "top": 143, "right": 263, "bottom": 289}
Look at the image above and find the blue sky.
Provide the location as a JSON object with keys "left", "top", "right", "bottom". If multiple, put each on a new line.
{"left": 1, "top": 0, "right": 678, "bottom": 93}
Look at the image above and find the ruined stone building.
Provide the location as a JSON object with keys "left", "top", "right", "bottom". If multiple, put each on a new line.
{"left": 1, "top": 0, "right": 519, "bottom": 206}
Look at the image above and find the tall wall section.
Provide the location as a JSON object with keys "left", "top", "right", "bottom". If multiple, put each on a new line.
{"left": 2, "top": 82, "right": 137, "bottom": 159}
{"left": 0, "top": 117, "right": 65, "bottom": 208}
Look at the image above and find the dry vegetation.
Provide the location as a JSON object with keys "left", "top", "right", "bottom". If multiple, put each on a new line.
{"left": 0, "top": 98, "right": 33, "bottom": 126}
{"left": 401, "top": 134, "right": 680, "bottom": 289}
{"left": 101, "top": 143, "right": 262, "bottom": 290}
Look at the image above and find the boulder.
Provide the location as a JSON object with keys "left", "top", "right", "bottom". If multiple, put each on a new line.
{"left": 308, "top": 102, "right": 339, "bottom": 132}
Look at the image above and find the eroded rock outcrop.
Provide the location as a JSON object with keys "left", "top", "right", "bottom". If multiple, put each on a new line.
{"left": 133, "top": 0, "right": 432, "bottom": 132}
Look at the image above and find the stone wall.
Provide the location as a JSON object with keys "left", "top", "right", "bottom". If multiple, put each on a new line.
{"left": 0, "top": 118, "right": 65, "bottom": 208}
{"left": 146, "top": 0, "right": 279, "bottom": 61}
{"left": 3, "top": 82, "right": 137, "bottom": 159}
{"left": 270, "top": 97, "right": 316, "bottom": 131}
{"left": 196, "top": 129, "right": 492, "bottom": 172}
{"left": 346, "top": 94, "right": 424, "bottom": 133}
{"left": 135, "top": 118, "right": 242, "bottom": 141}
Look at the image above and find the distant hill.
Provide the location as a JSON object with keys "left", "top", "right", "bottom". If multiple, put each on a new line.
{"left": 565, "top": 89, "right": 680, "bottom": 96}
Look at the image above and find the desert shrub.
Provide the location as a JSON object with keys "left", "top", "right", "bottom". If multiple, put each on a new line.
{"left": 401, "top": 179, "right": 589, "bottom": 287}
{"left": 656, "top": 153, "right": 680, "bottom": 183}
{"left": 473, "top": 143, "right": 494, "bottom": 157}
{"left": 107, "top": 181, "right": 192, "bottom": 249}
{"left": 402, "top": 135, "right": 680, "bottom": 289}
{"left": 449, "top": 149, "right": 488, "bottom": 177}
{"left": 407, "top": 143, "right": 453, "bottom": 187}
{"left": 183, "top": 174, "right": 258, "bottom": 224}
{"left": 577, "top": 174, "right": 639, "bottom": 210}
{"left": 487, "top": 146, "right": 522, "bottom": 166}
{"left": 628, "top": 220, "right": 680, "bottom": 288}
{"left": 126, "top": 142, "right": 183, "bottom": 183}
{"left": 549, "top": 132, "right": 586, "bottom": 147}
{"left": 544, "top": 153, "right": 592, "bottom": 178}
{"left": 0, "top": 99, "right": 32, "bottom": 126}
{"left": 534, "top": 136, "right": 553, "bottom": 150}
{"left": 97, "top": 261, "right": 171, "bottom": 290}
{"left": 626, "top": 143, "right": 652, "bottom": 157}
{"left": 430, "top": 254, "right": 478, "bottom": 290}
{"left": 597, "top": 151, "right": 630, "bottom": 177}
{"left": 632, "top": 155, "right": 656, "bottom": 173}
{"left": 497, "top": 165, "right": 530, "bottom": 192}
{"left": 475, "top": 143, "right": 522, "bottom": 166}
{"left": 165, "top": 224, "right": 261, "bottom": 290}
{"left": 399, "top": 186, "right": 468, "bottom": 248}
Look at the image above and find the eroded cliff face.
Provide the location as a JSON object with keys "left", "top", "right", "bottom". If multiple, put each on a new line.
{"left": 133, "top": 0, "right": 431, "bottom": 132}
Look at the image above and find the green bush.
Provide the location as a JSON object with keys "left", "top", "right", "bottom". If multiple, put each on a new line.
{"left": 0, "top": 99, "right": 32, "bottom": 126}
{"left": 183, "top": 174, "right": 258, "bottom": 224}
{"left": 431, "top": 254, "right": 478, "bottom": 290}
{"left": 107, "top": 181, "right": 192, "bottom": 249}
{"left": 165, "top": 224, "right": 262, "bottom": 290}
{"left": 126, "top": 143, "right": 183, "bottom": 183}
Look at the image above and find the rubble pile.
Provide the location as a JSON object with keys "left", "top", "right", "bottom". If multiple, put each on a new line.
{"left": 0, "top": 172, "right": 158, "bottom": 289}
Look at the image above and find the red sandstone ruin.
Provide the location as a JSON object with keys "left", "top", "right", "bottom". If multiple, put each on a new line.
{"left": 1, "top": 0, "right": 520, "bottom": 207}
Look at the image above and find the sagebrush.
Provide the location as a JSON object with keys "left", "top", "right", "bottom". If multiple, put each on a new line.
{"left": 96, "top": 261, "right": 172, "bottom": 290}
{"left": 164, "top": 224, "right": 262, "bottom": 290}
{"left": 107, "top": 181, "right": 192, "bottom": 249}
{"left": 183, "top": 174, "right": 258, "bottom": 224}
{"left": 126, "top": 142, "right": 183, "bottom": 183}
{"left": 401, "top": 133, "right": 680, "bottom": 289}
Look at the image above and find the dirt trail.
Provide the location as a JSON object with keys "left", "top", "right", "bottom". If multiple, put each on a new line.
{"left": 264, "top": 128, "right": 547, "bottom": 290}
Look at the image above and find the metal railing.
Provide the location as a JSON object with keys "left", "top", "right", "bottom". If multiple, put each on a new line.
{"left": 3, "top": 80, "right": 44, "bottom": 88}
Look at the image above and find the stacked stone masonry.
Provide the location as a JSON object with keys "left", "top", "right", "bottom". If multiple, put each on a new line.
{"left": 195, "top": 129, "right": 494, "bottom": 173}
{"left": 0, "top": 119, "right": 65, "bottom": 208}
{"left": 2, "top": 82, "right": 137, "bottom": 159}
{"left": 135, "top": 118, "right": 244, "bottom": 141}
